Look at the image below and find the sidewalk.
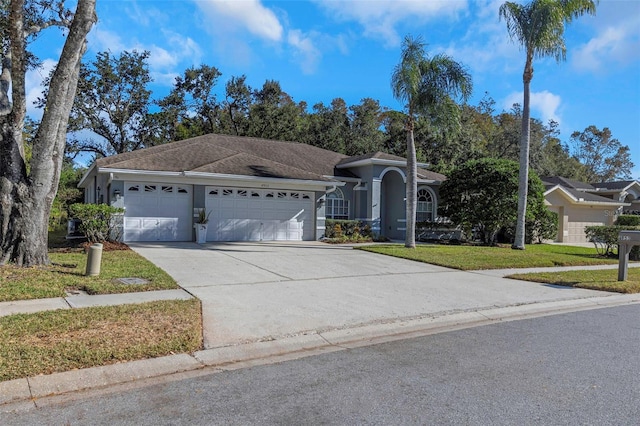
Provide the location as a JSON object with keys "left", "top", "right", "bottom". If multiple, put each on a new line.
{"left": 0, "top": 289, "right": 193, "bottom": 318}
{"left": 2, "top": 258, "right": 639, "bottom": 409}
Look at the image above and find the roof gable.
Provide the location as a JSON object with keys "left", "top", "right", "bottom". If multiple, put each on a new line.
{"left": 545, "top": 184, "right": 629, "bottom": 206}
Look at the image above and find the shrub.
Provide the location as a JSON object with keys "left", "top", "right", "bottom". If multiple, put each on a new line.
{"left": 616, "top": 215, "right": 640, "bottom": 226}
{"left": 440, "top": 158, "right": 548, "bottom": 245}
{"left": 585, "top": 225, "right": 640, "bottom": 259}
{"left": 325, "top": 220, "right": 373, "bottom": 241}
{"left": 69, "top": 203, "right": 125, "bottom": 243}
{"left": 498, "top": 211, "right": 558, "bottom": 245}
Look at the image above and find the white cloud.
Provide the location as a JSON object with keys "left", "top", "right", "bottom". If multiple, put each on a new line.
{"left": 572, "top": 23, "right": 640, "bottom": 73}
{"left": 89, "top": 27, "right": 126, "bottom": 53}
{"left": 314, "top": 0, "right": 468, "bottom": 46}
{"left": 195, "top": 0, "right": 283, "bottom": 42}
{"left": 288, "top": 29, "right": 322, "bottom": 74}
{"left": 504, "top": 90, "right": 562, "bottom": 125}
{"left": 87, "top": 26, "right": 203, "bottom": 87}
{"left": 570, "top": 3, "right": 640, "bottom": 73}
{"left": 25, "top": 59, "right": 57, "bottom": 118}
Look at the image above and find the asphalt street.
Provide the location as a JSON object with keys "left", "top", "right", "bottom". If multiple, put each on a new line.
{"left": 3, "top": 304, "right": 639, "bottom": 425}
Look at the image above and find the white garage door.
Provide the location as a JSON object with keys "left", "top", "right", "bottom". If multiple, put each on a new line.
{"left": 566, "top": 207, "right": 609, "bottom": 243}
{"left": 123, "top": 182, "right": 193, "bottom": 242}
{"left": 205, "top": 187, "right": 314, "bottom": 241}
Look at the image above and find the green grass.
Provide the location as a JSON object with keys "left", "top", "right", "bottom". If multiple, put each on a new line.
{"left": 0, "top": 250, "right": 178, "bottom": 302}
{"left": 508, "top": 268, "right": 640, "bottom": 293}
{"left": 358, "top": 243, "right": 619, "bottom": 270}
{"left": 0, "top": 299, "right": 203, "bottom": 382}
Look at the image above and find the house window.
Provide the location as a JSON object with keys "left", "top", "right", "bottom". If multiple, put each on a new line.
{"left": 417, "top": 188, "right": 434, "bottom": 222}
{"left": 326, "top": 188, "right": 349, "bottom": 220}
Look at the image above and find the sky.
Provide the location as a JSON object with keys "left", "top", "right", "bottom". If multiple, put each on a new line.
{"left": 29, "top": 0, "right": 640, "bottom": 179}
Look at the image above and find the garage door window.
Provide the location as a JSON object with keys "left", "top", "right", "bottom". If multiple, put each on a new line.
{"left": 326, "top": 188, "right": 349, "bottom": 220}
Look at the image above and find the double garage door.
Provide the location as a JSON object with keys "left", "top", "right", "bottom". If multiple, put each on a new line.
{"left": 122, "top": 182, "right": 315, "bottom": 242}
{"left": 205, "top": 187, "right": 314, "bottom": 241}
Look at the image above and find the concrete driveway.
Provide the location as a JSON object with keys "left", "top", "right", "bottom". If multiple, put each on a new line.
{"left": 130, "top": 241, "right": 611, "bottom": 349}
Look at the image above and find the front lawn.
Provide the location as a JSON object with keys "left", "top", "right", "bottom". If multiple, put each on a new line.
{"left": 0, "top": 299, "right": 203, "bottom": 382}
{"left": 508, "top": 268, "right": 640, "bottom": 293}
{"left": 0, "top": 250, "right": 178, "bottom": 302}
{"left": 357, "top": 243, "right": 618, "bottom": 270}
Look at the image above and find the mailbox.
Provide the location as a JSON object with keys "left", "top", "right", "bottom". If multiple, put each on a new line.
{"left": 618, "top": 230, "right": 640, "bottom": 281}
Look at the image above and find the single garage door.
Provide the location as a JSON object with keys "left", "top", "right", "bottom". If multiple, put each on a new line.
{"left": 205, "top": 187, "right": 314, "bottom": 241}
{"left": 565, "top": 206, "right": 609, "bottom": 243}
{"left": 123, "top": 182, "right": 193, "bottom": 242}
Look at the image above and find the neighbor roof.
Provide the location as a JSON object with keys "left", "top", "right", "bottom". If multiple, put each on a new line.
{"left": 541, "top": 176, "right": 594, "bottom": 191}
{"left": 545, "top": 184, "right": 629, "bottom": 205}
{"left": 94, "top": 134, "right": 350, "bottom": 182}
{"left": 590, "top": 180, "right": 639, "bottom": 191}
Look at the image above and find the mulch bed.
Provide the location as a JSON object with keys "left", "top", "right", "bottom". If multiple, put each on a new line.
{"left": 49, "top": 237, "right": 130, "bottom": 253}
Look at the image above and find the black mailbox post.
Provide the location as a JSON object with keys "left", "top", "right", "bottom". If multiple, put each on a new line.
{"left": 618, "top": 231, "right": 640, "bottom": 281}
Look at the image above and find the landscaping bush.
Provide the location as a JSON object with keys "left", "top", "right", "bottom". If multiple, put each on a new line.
{"left": 440, "top": 158, "right": 549, "bottom": 245}
{"left": 500, "top": 209, "right": 558, "bottom": 244}
{"left": 616, "top": 215, "right": 640, "bottom": 226}
{"left": 585, "top": 225, "right": 640, "bottom": 260}
{"left": 325, "top": 220, "right": 374, "bottom": 242}
{"left": 69, "top": 203, "right": 125, "bottom": 243}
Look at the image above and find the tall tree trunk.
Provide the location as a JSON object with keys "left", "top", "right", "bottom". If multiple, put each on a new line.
{"left": 512, "top": 55, "right": 533, "bottom": 250}
{"left": 405, "top": 124, "right": 417, "bottom": 248}
{"left": 0, "top": 0, "right": 96, "bottom": 266}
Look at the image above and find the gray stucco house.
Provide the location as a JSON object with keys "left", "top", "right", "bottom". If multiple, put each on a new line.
{"left": 78, "top": 134, "right": 445, "bottom": 242}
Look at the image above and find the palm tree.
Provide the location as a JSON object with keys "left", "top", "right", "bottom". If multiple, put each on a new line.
{"left": 391, "top": 35, "right": 472, "bottom": 248}
{"left": 500, "top": 0, "right": 597, "bottom": 250}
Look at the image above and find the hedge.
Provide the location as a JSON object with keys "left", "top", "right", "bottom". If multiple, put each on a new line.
{"left": 325, "top": 220, "right": 373, "bottom": 239}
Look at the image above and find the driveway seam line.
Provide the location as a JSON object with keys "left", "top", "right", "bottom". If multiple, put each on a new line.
{"left": 213, "top": 250, "right": 294, "bottom": 281}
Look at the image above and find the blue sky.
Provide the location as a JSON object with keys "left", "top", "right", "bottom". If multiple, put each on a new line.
{"left": 30, "top": 0, "right": 640, "bottom": 179}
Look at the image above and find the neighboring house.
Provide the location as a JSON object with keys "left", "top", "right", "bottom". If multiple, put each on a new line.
{"left": 78, "top": 134, "right": 445, "bottom": 243}
{"left": 542, "top": 176, "right": 640, "bottom": 243}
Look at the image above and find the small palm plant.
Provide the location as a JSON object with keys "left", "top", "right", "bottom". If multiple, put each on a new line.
{"left": 196, "top": 209, "right": 211, "bottom": 224}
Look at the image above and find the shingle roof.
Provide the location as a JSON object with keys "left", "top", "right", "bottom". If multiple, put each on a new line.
{"left": 337, "top": 151, "right": 446, "bottom": 182}
{"left": 94, "top": 134, "right": 447, "bottom": 183}
{"left": 418, "top": 169, "right": 447, "bottom": 182}
{"left": 541, "top": 176, "right": 595, "bottom": 190}
{"left": 562, "top": 187, "right": 619, "bottom": 203}
{"left": 337, "top": 151, "right": 407, "bottom": 166}
{"left": 96, "top": 134, "right": 350, "bottom": 182}
{"left": 590, "top": 180, "right": 637, "bottom": 190}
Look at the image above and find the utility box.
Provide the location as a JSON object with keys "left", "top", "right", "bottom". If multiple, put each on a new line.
{"left": 85, "top": 243, "right": 104, "bottom": 276}
{"left": 618, "top": 231, "right": 640, "bottom": 281}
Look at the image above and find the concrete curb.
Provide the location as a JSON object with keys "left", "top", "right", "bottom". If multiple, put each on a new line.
{"left": 3, "top": 293, "right": 639, "bottom": 408}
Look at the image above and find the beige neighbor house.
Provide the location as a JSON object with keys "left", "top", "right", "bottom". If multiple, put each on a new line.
{"left": 78, "top": 134, "right": 445, "bottom": 243}
{"left": 542, "top": 176, "right": 640, "bottom": 244}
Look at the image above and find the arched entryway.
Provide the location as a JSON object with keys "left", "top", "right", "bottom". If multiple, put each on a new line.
{"left": 380, "top": 168, "right": 406, "bottom": 240}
